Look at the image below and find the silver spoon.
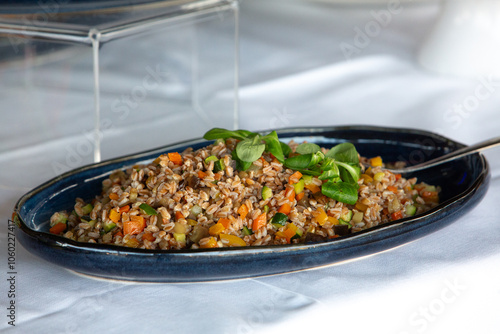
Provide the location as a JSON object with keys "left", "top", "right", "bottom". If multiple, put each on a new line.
{"left": 380, "top": 135, "right": 500, "bottom": 174}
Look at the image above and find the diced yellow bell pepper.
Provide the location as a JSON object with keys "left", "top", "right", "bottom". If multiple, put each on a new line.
{"left": 355, "top": 202, "right": 368, "bottom": 212}
{"left": 327, "top": 216, "right": 339, "bottom": 225}
{"left": 220, "top": 234, "right": 246, "bottom": 247}
{"left": 200, "top": 237, "right": 218, "bottom": 248}
{"left": 370, "top": 156, "right": 383, "bottom": 167}
{"left": 209, "top": 222, "right": 225, "bottom": 236}
{"left": 373, "top": 172, "right": 385, "bottom": 182}
{"left": 283, "top": 224, "right": 298, "bottom": 242}
{"left": 360, "top": 174, "right": 373, "bottom": 183}
{"left": 109, "top": 209, "right": 121, "bottom": 223}
{"left": 173, "top": 233, "right": 186, "bottom": 243}
{"left": 313, "top": 208, "right": 328, "bottom": 226}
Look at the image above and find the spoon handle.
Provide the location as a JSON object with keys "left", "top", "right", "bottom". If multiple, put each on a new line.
{"left": 388, "top": 135, "right": 500, "bottom": 174}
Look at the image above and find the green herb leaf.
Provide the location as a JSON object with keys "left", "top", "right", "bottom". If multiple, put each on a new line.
{"left": 231, "top": 149, "right": 252, "bottom": 171}
{"left": 335, "top": 161, "right": 361, "bottom": 185}
{"left": 326, "top": 142, "right": 359, "bottom": 164}
{"left": 236, "top": 135, "right": 266, "bottom": 162}
{"left": 295, "top": 143, "right": 321, "bottom": 155}
{"left": 280, "top": 142, "right": 292, "bottom": 158}
{"left": 283, "top": 152, "right": 323, "bottom": 170}
{"left": 262, "top": 131, "right": 285, "bottom": 163}
{"left": 321, "top": 181, "right": 358, "bottom": 205}
{"left": 318, "top": 169, "right": 340, "bottom": 181}
{"left": 203, "top": 128, "right": 256, "bottom": 141}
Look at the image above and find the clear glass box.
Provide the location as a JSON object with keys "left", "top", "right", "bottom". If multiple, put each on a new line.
{"left": 0, "top": 0, "right": 238, "bottom": 185}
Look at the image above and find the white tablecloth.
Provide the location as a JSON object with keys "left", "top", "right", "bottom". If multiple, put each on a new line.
{"left": 2, "top": 1, "right": 500, "bottom": 333}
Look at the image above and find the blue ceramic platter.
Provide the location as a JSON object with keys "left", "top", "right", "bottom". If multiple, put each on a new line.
{"left": 13, "top": 126, "right": 490, "bottom": 282}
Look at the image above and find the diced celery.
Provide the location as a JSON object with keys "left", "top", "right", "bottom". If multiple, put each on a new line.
{"left": 205, "top": 155, "right": 219, "bottom": 164}
{"left": 139, "top": 203, "right": 157, "bottom": 216}
{"left": 405, "top": 205, "right": 417, "bottom": 216}
{"left": 81, "top": 204, "right": 93, "bottom": 215}
{"left": 340, "top": 210, "right": 353, "bottom": 222}
{"left": 293, "top": 179, "right": 305, "bottom": 194}
{"left": 338, "top": 219, "right": 352, "bottom": 228}
{"left": 190, "top": 205, "right": 202, "bottom": 218}
{"left": 262, "top": 186, "right": 273, "bottom": 200}
{"left": 214, "top": 159, "right": 225, "bottom": 172}
{"left": 88, "top": 220, "right": 96, "bottom": 227}
{"left": 50, "top": 212, "right": 68, "bottom": 227}
{"left": 263, "top": 205, "right": 269, "bottom": 213}
{"left": 242, "top": 226, "right": 253, "bottom": 236}
{"left": 302, "top": 175, "right": 313, "bottom": 185}
{"left": 103, "top": 221, "right": 116, "bottom": 233}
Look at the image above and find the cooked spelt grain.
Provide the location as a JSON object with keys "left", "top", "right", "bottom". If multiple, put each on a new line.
{"left": 50, "top": 138, "right": 439, "bottom": 250}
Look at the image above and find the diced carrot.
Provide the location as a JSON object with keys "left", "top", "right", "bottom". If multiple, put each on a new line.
{"left": 296, "top": 192, "right": 305, "bottom": 201}
{"left": 49, "top": 222, "right": 66, "bottom": 234}
{"left": 283, "top": 224, "right": 298, "bottom": 242}
{"left": 237, "top": 204, "right": 248, "bottom": 220}
{"left": 142, "top": 231, "right": 156, "bottom": 242}
{"left": 278, "top": 203, "right": 292, "bottom": 215}
{"left": 387, "top": 186, "right": 398, "bottom": 193}
{"left": 395, "top": 173, "right": 402, "bottom": 180}
{"left": 252, "top": 213, "right": 267, "bottom": 231}
{"left": 175, "top": 211, "right": 184, "bottom": 221}
{"left": 114, "top": 230, "right": 123, "bottom": 238}
{"left": 391, "top": 210, "right": 403, "bottom": 221}
{"left": 421, "top": 191, "right": 439, "bottom": 203}
{"left": 305, "top": 183, "right": 321, "bottom": 194}
{"left": 109, "top": 209, "right": 121, "bottom": 223}
{"left": 168, "top": 152, "right": 183, "bottom": 165}
{"left": 119, "top": 205, "right": 130, "bottom": 213}
{"left": 286, "top": 186, "right": 296, "bottom": 202}
{"left": 214, "top": 173, "right": 222, "bottom": 181}
{"left": 198, "top": 170, "right": 208, "bottom": 179}
{"left": 109, "top": 193, "right": 119, "bottom": 200}
{"left": 289, "top": 171, "right": 303, "bottom": 184}
{"left": 218, "top": 217, "right": 231, "bottom": 229}
{"left": 209, "top": 222, "right": 225, "bottom": 236}
{"left": 131, "top": 215, "right": 145, "bottom": 224}
{"left": 123, "top": 217, "right": 146, "bottom": 235}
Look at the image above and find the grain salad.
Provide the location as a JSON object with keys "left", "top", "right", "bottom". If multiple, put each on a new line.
{"left": 48, "top": 128, "right": 440, "bottom": 250}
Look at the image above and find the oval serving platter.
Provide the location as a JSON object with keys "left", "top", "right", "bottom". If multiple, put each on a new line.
{"left": 13, "top": 126, "right": 490, "bottom": 282}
